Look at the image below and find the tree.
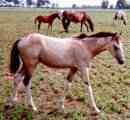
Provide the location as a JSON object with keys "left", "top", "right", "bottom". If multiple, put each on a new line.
{"left": 110, "top": 4, "right": 114, "bottom": 9}
{"left": 72, "top": 4, "right": 77, "bottom": 8}
{"left": 5, "top": 0, "right": 19, "bottom": 5}
{"left": 13, "top": 0, "right": 19, "bottom": 5}
{"left": 26, "top": 0, "right": 32, "bottom": 6}
{"left": 101, "top": 0, "right": 109, "bottom": 9}
{"left": 37, "top": 0, "right": 50, "bottom": 7}
{"left": 116, "top": 0, "right": 127, "bottom": 9}
{"left": 5, "top": 0, "right": 12, "bottom": 2}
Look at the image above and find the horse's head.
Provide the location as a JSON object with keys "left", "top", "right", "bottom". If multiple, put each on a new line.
{"left": 51, "top": 12, "right": 61, "bottom": 20}
{"left": 108, "top": 33, "right": 125, "bottom": 64}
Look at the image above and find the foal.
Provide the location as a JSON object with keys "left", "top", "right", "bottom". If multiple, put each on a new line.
{"left": 9, "top": 32, "right": 125, "bottom": 113}
{"left": 34, "top": 12, "right": 60, "bottom": 32}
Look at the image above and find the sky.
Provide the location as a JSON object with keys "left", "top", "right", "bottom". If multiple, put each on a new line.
{"left": 51, "top": 0, "right": 129, "bottom": 7}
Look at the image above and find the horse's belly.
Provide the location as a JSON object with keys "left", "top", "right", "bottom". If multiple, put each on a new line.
{"left": 39, "top": 53, "right": 74, "bottom": 68}
{"left": 39, "top": 46, "right": 75, "bottom": 68}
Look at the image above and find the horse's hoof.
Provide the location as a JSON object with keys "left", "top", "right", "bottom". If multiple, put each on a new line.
{"left": 95, "top": 108, "right": 101, "bottom": 113}
{"left": 28, "top": 105, "right": 38, "bottom": 111}
{"left": 12, "top": 97, "right": 18, "bottom": 102}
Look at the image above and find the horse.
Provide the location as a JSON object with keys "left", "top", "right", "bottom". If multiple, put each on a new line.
{"left": 34, "top": 12, "right": 60, "bottom": 32}
{"left": 113, "top": 10, "right": 127, "bottom": 26}
{"left": 8, "top": 32, "right": 125, "bottom": 113}
{"left": 60, "top": 10, "right": 94, "bottom": 32}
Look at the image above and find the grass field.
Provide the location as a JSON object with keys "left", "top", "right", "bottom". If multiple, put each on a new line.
{"left": 0, "top": 8, "right": 130, "bottom": 120}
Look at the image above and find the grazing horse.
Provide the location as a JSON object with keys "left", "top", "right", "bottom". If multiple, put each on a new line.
{"left": 113, "top": 10, "right": 127, "bottom": 26}
{"left": 9, "top": 32, "right": 125, "bottom": 113}
{"left": 34, "top": 12, "right": 60, "bottom": 32}
{"left": 60, "top": 10, "right": 94, "bottom": 32}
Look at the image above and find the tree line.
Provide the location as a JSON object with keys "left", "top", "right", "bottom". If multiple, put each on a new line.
{"left": 101, "top": 0, "right": 130, "bottom": 9}
{"left": 5, "top": 0, "right": 50, "bottom": 7}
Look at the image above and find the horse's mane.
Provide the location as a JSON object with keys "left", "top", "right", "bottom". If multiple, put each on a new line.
{"left": 74, "top": 33, "right": 88, "bottom": 39}
{"left": 88, "top": 32, "right": 116, "bottom": 38}
{"left": 74, "top": 32, "right": 116, "bottom": 39}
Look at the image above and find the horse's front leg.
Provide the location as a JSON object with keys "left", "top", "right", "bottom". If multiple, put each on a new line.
{"left": 80, "top": 67, "right": 100, "bottom": 113}
{"left": 47, "top": 24, "right": 51, "bottom": 34}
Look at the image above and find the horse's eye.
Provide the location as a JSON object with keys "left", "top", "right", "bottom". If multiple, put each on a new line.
{"left": 113, "top": 45, "right": 118, "bottom": 51}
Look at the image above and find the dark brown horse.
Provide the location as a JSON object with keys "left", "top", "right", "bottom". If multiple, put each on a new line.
{"left": 8, "top": 32, "right": 125, "bottom": 113}
{"left": 60, "top": 10, "right": 94, "bottom": 32}
{"left": 34, "top": 12, "right": 60, "bottom": 32}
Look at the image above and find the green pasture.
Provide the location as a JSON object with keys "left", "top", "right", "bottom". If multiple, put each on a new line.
{"left": 0, "top": 8, "right": 130, "bottom": 120}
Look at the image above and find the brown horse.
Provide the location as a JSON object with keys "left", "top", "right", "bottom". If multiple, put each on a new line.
{"left": 9, "top": 32, "right": 125, "bottom": 113}
{"left": 113, "top": 10, "right": 127, "bottom": 26}
{"left": 60, "top": 10, "right": 94, "bottom": 32}
{"left": 34, "top": 12, "right": 60, "bottom": 32}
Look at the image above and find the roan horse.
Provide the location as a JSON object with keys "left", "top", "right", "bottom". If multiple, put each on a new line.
{"left": 60, "top": 10, "right": 94, "bottom": 32}
{"left": 113, "top": 10, "right": 127, "bottom": 26}
{"left": 34, "top": 12, "right": 60, "bottom": 32}
{"left": 9, "top": 32, "right": 125, "bottom": 113}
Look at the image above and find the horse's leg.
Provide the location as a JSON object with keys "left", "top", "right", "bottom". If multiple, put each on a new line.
{"left": 38, "top": 22, "right": 41, "bottom": 32}
{"left": 47, "top": 24, "right": 50, "bottom": 34}
{"left": 25, "top": 76, "right": 37, "bottom": 111}
{"left": 62, "top": 18, "right": 70, "bottom": 32}
{"left": 80, "top": 22, "right": 83, "bottom": 32}
{"left": 23, "top": 65, "right": 37, "bottom": 111}
{"left": 66, "top": 20, "right": 71, "bottom": 32}
{"left": 62, "top": 17, "right": 66, "bottom": 32}
{"left": 11, "top": 67, "right": 24, "bottom": 102}
{"left": 59, "top": 67, "right": 77, "bottom": 110}
{"left": 84, "top": 22, "right": 89, "bottom": 32}
{"left": 23, "top": 58, "right": 39, "bottom": 111}
{"left": 50, "top": 22, "right": 53, "bottom": 32}
{"left": 80, "top": 67, "right": 100, "bottom": 113}
{"left": 47, "top": 24, "right": 52, "bottom": 33}
{"left": 113, "top": 19, "right": 115, "bottom": 26}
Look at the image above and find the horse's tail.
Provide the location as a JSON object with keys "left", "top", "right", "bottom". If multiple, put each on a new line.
{"left": 10, "top": 39, "right": 21, "bottom": 74}
{"left": 87, "top": 17, "right": 94, "bottom": 32}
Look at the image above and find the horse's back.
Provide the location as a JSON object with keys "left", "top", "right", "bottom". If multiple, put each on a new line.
{"left": 19, "top": 33, "right": 74, "bottom": 55}
{"left": 64, "top": 10, "right": 85, "bottom": 22}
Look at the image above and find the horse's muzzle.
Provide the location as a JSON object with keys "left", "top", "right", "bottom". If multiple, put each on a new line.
{"left": 117, "top": 59, "right": 125, "bottom": 65}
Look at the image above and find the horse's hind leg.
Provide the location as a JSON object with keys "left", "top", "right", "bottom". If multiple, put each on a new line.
{"left": 22, "top": 61, "right": 38, "bottom": 111}
{"left": 6, "top": 66, "right": 25, "bottom": 105}
{"left": 59, "top": 67, "right": 77, "bottom": 111}
{"left": 24, "top": 73, "right": 37, "bottom": 111}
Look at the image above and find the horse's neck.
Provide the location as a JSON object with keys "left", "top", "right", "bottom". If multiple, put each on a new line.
{"left": 51, "top": 14, "right": 57, "bottom": 19}
{"left": 84, "top": 37, "right": 110, "bottom": 57}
